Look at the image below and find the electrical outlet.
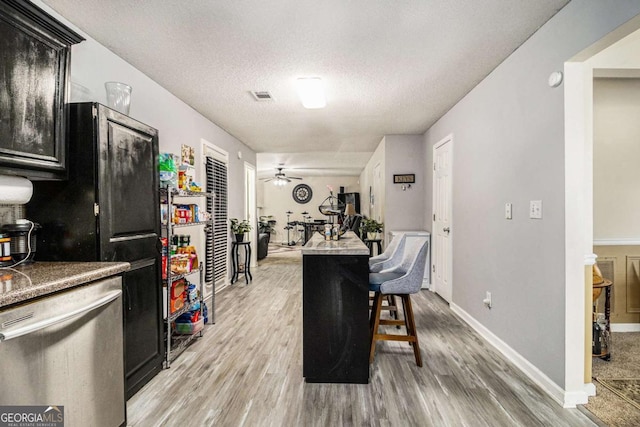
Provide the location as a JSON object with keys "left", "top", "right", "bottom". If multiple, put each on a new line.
{"left": 505, "top": 203, "right": 512, "bottom": 220}
{"left": 529, "top": 200, "right": 542, "bottom": 219}
{"left": 483, "top": 291, "right": 492, "bottom": 309}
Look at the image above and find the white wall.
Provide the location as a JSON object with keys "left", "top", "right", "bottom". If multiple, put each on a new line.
{"left": 593, "top": 78, "right": 640, "bottom": 241}
{"left": 259, "top": 176, "right": 359, "bottom": 245}
{"left": 424, "top": 0, "right": 640, "bottom": 391}
{"left": 359, "top": 135, "right": 427, "bottom": 246}
{"left": 384, "top": 135, "right": 425, "bottom": 234}
{"left": 33, "top": 0, "right": 256, "bottom": 224}
{"left": 359, "top": 138, "right": 385, "bottom": 221}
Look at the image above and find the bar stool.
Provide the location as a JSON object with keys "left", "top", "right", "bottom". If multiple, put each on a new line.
{"left": 369, "top": 234, "right": 406, "bottom": 272}
{"left": 368, "top": 237, "right": 429, "bottom": 366}
{"left": 369, "top": 234, "right": 407, "bottom": 323}
{"left": 364, "top": 239, "right": 383, "bottom": 257}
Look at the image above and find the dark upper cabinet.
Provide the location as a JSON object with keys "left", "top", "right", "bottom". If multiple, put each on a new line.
{"left": 0, "top": 0, "right": 84, "bottom": 180}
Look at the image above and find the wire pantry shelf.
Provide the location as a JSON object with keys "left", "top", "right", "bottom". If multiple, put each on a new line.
{"left": 166, "top": 298, "right": 201, "bottom": 322}
{"left": 163, "top": 267, "right": 201, "bottom": 284}
{"left": 168, "top": 331, "right": 203, "bottom": 364}
{"left": 170, "top": 220, "right": 214, "bottom": 228}
{"left": 160, "top": 187, "right": 214, "bottom": 198}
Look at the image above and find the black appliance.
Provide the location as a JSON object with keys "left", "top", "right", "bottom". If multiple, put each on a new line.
{"left": 1, "top": 221, "right": 41, "bottom": 264}
{"left": 337, "top": 192, "right": 360, "bottom": 214}
{"left": 27, "top": 102, "right": 163, "bottom": 399}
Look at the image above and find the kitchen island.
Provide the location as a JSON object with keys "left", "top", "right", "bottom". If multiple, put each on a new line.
{"left": 301, "top": 231, "right": 370, "bottom": 383}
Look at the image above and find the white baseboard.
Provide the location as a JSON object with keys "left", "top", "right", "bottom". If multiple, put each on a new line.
{"left": 610, "top": 323, "right": 640, "bottom": 332}
{"left": 584, "top": 382, "right": 596, "bottom": 397}
{"left": 450, "top": 303, "right": 587, "bottom": 408}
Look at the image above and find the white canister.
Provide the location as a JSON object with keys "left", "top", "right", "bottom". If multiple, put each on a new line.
{"left": 0, "top": 174, "right": 33, "bottom": 204}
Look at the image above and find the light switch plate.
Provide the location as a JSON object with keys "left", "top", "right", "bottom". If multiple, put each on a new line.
{"left": 530, "top": 200, "right": 542, "bottom": 219}
{"left": 505, "top": 203, "right": 512, "bottom": 220}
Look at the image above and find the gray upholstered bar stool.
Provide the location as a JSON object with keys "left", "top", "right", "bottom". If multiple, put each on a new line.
{"left": 368, "top": 237, "right": 429, "bottom": 366}
{"left": 369, "top": 233, "right": 407, "bottom": 321}
{"left": 369, "top": 233, "right": 406, "bottom": 272}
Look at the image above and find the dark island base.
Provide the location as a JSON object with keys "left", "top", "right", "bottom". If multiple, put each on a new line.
{"left": 302, "top": 254, "right": 370, "bottom": 384}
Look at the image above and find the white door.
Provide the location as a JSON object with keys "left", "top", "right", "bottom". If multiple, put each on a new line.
{"left": 432, "top": 135, "right": 453, "bottom": 302}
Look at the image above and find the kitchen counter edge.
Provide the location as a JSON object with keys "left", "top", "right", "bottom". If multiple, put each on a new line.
{"left": 301, "top": 231, "right": 370, "bottom": 255}
{"left": 0, "top": 262, "right": 131, "bottom": 309}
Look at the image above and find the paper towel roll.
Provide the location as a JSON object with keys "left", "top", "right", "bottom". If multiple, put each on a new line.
{"left": 0, "top": 174, "right": 33, "bottom": 204}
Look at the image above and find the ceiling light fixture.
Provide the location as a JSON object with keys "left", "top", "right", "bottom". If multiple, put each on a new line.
{"left": 296, "top": 77, "right": 326, "bottom": 109}
{"left": 273, "top": 177, "right": 288, "bottom": 186}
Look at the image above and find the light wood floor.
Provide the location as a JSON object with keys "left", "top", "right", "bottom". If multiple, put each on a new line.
{"left": 127, "top": 257, "right": 597, "bottom": 426}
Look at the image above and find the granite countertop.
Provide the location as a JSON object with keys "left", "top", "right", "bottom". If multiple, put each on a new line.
{"left": 301, "top": 230, "right": 370, "bottom": 255}
{"left": 0, "top": 261, "right": 130, "bottom": 309}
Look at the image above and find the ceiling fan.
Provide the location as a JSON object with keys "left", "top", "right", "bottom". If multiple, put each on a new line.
{"left": 260, "top": 167, "right": 302, "bottom": 186}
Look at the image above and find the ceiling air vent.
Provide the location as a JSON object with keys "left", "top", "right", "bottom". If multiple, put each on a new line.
{"left": 251, "top": 91, "right": 274, "bottom": 102}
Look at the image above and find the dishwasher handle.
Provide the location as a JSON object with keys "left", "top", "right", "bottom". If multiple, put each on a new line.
{"left": 0, "top": 289, "right": 122, "bottom": 342}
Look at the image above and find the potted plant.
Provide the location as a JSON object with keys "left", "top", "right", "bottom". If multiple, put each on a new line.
{"left": 360, "top": 218, "right": 383, "bottom": 240}
{"left": 230, "top": 218, "right": 252, "bottom": 242}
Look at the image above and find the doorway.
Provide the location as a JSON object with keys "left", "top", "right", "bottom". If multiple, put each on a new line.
{"left": 565, "top": 15, "right": 640, "bottom": 409}
{"left": 432, "top": 134, "right": 453, "bottom": 303}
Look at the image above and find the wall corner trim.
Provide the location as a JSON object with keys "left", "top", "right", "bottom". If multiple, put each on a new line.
{"left": 450, "top": 303, "right": 587, "bottom": 408}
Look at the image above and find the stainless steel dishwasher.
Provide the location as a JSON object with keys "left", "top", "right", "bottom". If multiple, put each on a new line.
{"left": 0, "top": 276, "right": 125, "bottom": 427}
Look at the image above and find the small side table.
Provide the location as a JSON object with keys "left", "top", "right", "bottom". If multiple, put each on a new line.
{"left": 231, "top": 241, "right": 252, "bottom": 284}
{"left": 364, "top": 239, "right": 383, "bottom": 257}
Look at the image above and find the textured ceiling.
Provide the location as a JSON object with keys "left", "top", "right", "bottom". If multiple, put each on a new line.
{"left": 42, "top": 0, "right": 569, "bottom": 175}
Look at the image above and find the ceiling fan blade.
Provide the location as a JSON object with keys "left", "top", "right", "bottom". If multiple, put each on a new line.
{"left": 289, "top": 176, "right": 303, "bottom": 180}
{"left": 261, "top": 178, "right": 273, "bottom": 182}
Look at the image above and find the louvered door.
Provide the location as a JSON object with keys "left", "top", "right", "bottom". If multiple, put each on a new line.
{"left": 206, "top": 156, "right": 228, "bottom": 289}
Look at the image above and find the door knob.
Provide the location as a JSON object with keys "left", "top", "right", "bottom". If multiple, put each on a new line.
{"left": 443, "top": 227, "right": 450, "bottom": 233}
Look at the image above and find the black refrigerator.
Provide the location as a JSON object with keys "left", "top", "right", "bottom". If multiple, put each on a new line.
{"left": 27, "top": 102, "right": 163, "bottom": 399}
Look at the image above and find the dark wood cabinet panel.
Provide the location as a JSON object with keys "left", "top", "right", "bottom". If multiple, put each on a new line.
{"left": 0, "top": 0, "right": 83, "bottom": 180}
{"left": 27, "top": 103, "right": 163, "bottom": 399}
{"left": 302, "top": 254, "right": 370, "bottom": 383}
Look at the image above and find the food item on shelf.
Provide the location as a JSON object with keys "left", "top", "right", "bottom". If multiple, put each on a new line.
{"left": 169, "top": 279, "right": 187, "bottom": 314}
{"left": 186, "top": 283, "right": 198, "bottom": 303}
{"left": 172, "top": 204, "right": 200, "bottom": 224}
{"left": 170, "top": 253, "right": 198, "bottom": 274}
{"left": 161, "top": 238, "right": 168, "bottom": 279}
{"left": 170, "top": 295, "right": 184, "bottom": 313}
{"left": 158, "top": 153, "right": 178, "bottom": 188}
